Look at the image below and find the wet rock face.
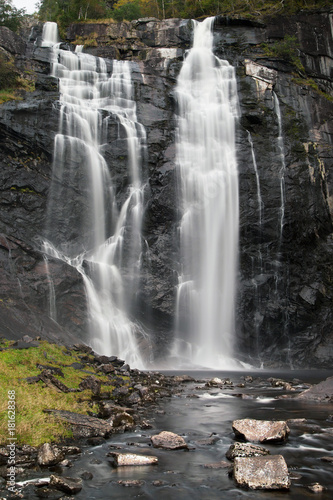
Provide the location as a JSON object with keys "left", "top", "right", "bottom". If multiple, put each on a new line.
{"left": 0, "top": 26, "right": 26, "bottom": 55}
{"left": 0, "top": 13, "right": 332, "bottom": 367}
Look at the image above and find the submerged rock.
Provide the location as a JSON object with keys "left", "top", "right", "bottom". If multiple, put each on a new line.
{"left": 232, "top": 419, "right": 290, "bottom": 443}
{"left": 116, "top": 479, "right": 144, "bottom": 487}
{"left": 151, "top": 431, "right": 188, "bottom": 450}
{"left": 308, "top": 482, "right": 325, "bottom": 493}
{"left": 203, "top": 460, "right": 231, "bottom": 469}
{"left": 233, "top": 455, "right": 290, "bottom": 490}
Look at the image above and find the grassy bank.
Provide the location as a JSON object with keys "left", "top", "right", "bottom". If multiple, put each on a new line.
{"left": 0, "top": 339, "right": 124, "bottom": 446}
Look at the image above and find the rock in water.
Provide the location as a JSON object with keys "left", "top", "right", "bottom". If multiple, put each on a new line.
{"left": 226, "top": 442, "right": 270, "bottom": 461}
{"left": 234, "top": 455, "right": 290, "bottom": 490}
{"left": 110, "top": 453, "right": 158, "bottom": 466}
{"left": 296, "top": 376, "right": 333, "bottom": 402}
{"left": 151, "top": 431, "right": 188, "bottom": 450}
{"left": 37, "top": 443, "right": 65, "bottom": 466}
{"left": 50, "top": 475, "right": 82, "bottom": 494}
{"left": 232, "top": 419, "right": 290, "bottom": 443}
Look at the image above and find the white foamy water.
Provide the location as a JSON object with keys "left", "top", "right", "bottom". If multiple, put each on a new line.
{"left": 42, "top": 23, "right": 147, "bottom": 368}
{"left": 173, "top": 17, "right": 240, "bottom": 369}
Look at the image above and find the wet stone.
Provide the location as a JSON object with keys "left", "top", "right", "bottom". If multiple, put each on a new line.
{"left": 195, "top": 433, "right": 220, "bottom": 446}
{"left": 80, "top": 471, "right": 93, "bottom": 480}
{"left": 35, "top": 487, "right": 63, "bottom": 499}
{"left": 109, "top": 452, "right": 158, "bottom": 466}
{"left": 226, "top": 442, "right": 270, "bottom": 461}
{"left": 308, "top": 482, "right": 325, "bottom": 493}
{"left": 232, "top": 419, "right": 290, "bottom": 443}
{"left": 203, "top": 460, "right": 231, "bottom": 469}
{"left": 151, "top": 431, "right": 188, "bottom": 450}
{"left": 233, "top": 455, "right": 290, "bottom": 490}
{"left": 50, "top": 475, "right": 82, "bottom": 494}
{"left": 116, "top": 479, "right": 144, "bottom": 487}
{"left": 37, "top": 443, "right": 65, "bottom": 466}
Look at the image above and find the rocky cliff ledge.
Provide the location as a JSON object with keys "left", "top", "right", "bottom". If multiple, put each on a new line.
{"left": 0, "top": 10, "right": 332, "bottom": 367}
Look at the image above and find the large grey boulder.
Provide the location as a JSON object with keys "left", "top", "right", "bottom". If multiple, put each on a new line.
{"left": 234, "top": 455, "right": 290, "bottom": 490}
{"left": 232, "top": 419, "right": 290, "bottom": 443}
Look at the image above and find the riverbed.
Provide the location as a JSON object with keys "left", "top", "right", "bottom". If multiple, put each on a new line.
{"left": 13, "top": 370, "right": 333, "bottom": 499}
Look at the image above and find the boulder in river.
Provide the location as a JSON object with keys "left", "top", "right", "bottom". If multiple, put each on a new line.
{"left": 109, "top": 452, "right": 158, "bottom": 466}
{"left": 151, "top": 431, "right": 188, "bottom": 450}
{"left": 232, "top": 419, "right": 290, "bottom": 443}
{"left": 226, "top": 442, "right": 270, "bottom": 461}
{"left": 50, "top": 474, "right": 82, "bottom": 494}
{"left": 233, "top": 455, "right": 290, "bottom": 490}
{"left": 296, "top": 376, "right": 333, "bottom": 402}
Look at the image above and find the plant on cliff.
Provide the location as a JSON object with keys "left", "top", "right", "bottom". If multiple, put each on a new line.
{"left": 0, "top": 0, "right": 25, "bottom": 32}
{"left": 263, "top": 35, "right": 305, "bottom": 74}
{"left": 0, "top": 53, "right": 35, "bottom": 104}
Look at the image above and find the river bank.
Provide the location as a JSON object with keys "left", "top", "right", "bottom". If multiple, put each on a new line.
{"left": 1, "top": 339, "right": 333, "bottom": 499}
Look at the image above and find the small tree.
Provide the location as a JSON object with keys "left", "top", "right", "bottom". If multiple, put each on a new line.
{"left": 0, "top": 0, "right": 26, "bottom": 32}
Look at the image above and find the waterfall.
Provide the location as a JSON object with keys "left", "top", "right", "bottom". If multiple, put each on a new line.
{"left": 43, "top": 256, "right": 57, "bottom": 321}
{"left": 247, "top": 131, "right": 263, "bottom": 228}
{"left": 42, "top": 22, "right": 146, "bottom": 368}
{"left": 41, "top": 22, "right": 59, "bottom": 46}
{"left": 173, "top": 17, "right": 240, "bottom": 368}
{"left": 273, "top": 92, "right": 286, "bottom": 246}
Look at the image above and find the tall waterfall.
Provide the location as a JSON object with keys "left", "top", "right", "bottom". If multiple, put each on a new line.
{"left": 42, "top": 22, "right": 146, "bottom": 368}
{"left": 173, "top": 17, "right": 240, "bottom": 368}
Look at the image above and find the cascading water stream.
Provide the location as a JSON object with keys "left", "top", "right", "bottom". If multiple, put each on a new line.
{"left": 247, "top": 131, "right": 264, "bottom": 361}
{"left": 247, "top": 131, "right": 263, "bottom": 229}
{"left": 273, "top": 91, "right": 286, "bottom": 249}
{"left": 43, "top": 256, "right": 57, "bottom": 321}
{"left": 173, "top": 17, "right": 240, "bottom": 368}
{"left": 42, "top": 22, "right": 146, "bottom": 368}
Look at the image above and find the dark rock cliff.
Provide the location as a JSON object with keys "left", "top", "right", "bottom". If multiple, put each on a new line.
{"left": 0, "top": 10, "right": 332, "bottom": 367}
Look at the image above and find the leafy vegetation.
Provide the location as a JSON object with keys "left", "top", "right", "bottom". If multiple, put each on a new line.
{"left": 36, "top": 0, "right": 331, "bottom": 32}
{"left": 0, "top": 0, "right": 26, "bottom": 32}
{"left": 0, "top": 53, "right": 35, "bottom": 104}
{"left": 263, "top": 35, "right": 305, "bottom": 74}
{"left": 0, "top": 339, "right": 125, "bottom": 446}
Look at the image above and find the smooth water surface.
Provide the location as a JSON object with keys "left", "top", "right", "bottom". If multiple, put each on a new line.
{"left": 16, "top": 370, "right": 333, "bottom": 499}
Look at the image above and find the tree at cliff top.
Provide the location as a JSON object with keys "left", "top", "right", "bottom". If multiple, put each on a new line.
{"left": 37, "top": 0, "right": 331, "bottom": 25}
{"left": 37, "top": 0, "right": 108, "bottom": 22}
{"left": 0, "top": 0, "right": 25, "bottom": 31}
